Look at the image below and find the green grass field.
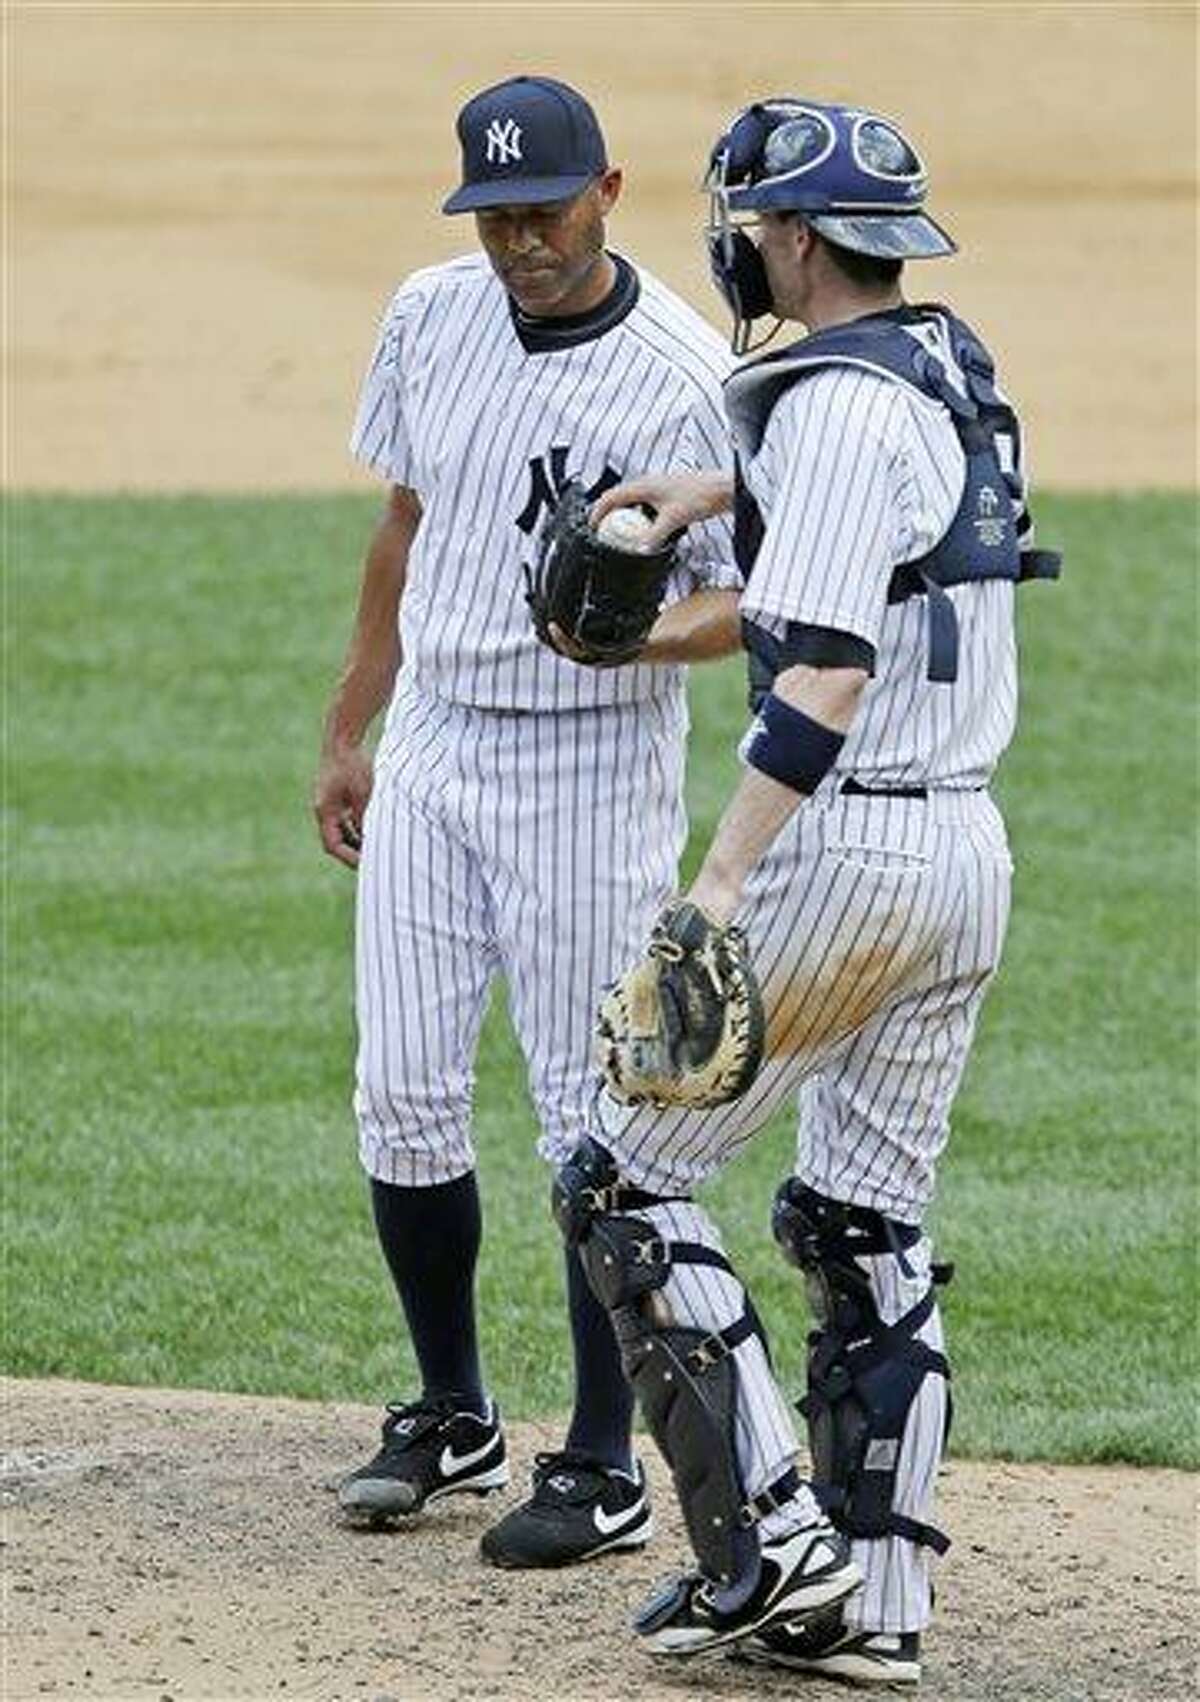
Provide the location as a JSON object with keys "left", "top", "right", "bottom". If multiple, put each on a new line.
{"left": 7, "top": 491, "right": 1197, "bottom": 1468}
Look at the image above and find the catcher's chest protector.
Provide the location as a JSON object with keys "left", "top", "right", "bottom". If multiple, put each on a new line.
{"left": 727, "top": 305, "right": 1061, "bottom": 684}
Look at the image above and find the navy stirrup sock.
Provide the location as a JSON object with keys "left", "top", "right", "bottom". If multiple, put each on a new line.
{"left": 370, "top": 1173, "right": 488, "bottom": 1418}
{"left": 562, "top": 1243, "right": 635, "bottom": 1474}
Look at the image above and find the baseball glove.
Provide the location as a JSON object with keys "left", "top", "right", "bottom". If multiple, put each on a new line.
{"left": 597, "top": 900, "right": 765, "bottom": 1107}
{"left": 524, "top": 481, "right": 677, "bottom": 666}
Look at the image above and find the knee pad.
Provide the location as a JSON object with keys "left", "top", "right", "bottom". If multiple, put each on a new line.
{"left": 551, "top": 1137, "right": 623, "bottom": 1245}
{"left": 773, "top": 1178, "right": 953, "bottom": 1555}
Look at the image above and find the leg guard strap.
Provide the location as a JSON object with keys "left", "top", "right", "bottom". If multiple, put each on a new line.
{"left": 803, "top": 1289, "right": 947, "bottom": 1398}
{"left": 552, "top": 1138, "right": 689, "bottom": 1245}
{"left": 678, "top": 1307, "right": 758, "bottom": 1374}
{"left": 744, "top": 1463, "right": 802, "bottom": 1525}
{"left": 890, "top": 1512, "right": 951, "bottom": 1554}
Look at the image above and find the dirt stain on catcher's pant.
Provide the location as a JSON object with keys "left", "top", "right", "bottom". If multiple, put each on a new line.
{"left": 762, "top": 932, "right": 931, "bottom": 1067}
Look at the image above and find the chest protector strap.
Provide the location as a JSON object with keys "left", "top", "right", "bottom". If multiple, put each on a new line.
{"left": 729, "top": 306, "right": 1061, "bottom": 685}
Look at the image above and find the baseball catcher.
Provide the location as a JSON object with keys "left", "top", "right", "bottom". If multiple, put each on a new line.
{"left": 597, "top": 899, "right": 765, "bottom": 1107}
{"left": 525, "top": 480, "right": 678, "bottom": 666}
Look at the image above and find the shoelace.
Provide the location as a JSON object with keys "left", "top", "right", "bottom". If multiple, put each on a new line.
{"left": 380, "top": 1396, "right": 465, "bottom": 1447}
{"left": 530, "top": 1450, "right": 618, "bottom": 1505}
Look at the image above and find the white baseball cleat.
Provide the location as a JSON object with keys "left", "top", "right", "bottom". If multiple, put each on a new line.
{"left": 734, "top": 1604, "right": 922, "bottom": 1686}
{"left": 633, "top": 1517, "right": 862, "bottom": 1656}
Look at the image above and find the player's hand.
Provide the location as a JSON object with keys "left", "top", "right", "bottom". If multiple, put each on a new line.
{"left": 313, "top": 742, "right": 374, "bottom": 869}
{"left": 546, "top": 622, "right": 630, "bottom": 669}
{"left": 590, "top": 471, "right": 734, "bottom": 551}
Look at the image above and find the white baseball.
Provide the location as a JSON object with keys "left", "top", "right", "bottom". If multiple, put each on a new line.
{"left": 595, "top": 505, "right": 656, "bottom": 553}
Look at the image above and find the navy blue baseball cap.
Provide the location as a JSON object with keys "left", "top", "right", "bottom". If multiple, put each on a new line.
{"left": 443, "top": 75, "right": 608, "bottom": 214}
{"left": 707, "top": 98, "right": 956, "bottom": 259}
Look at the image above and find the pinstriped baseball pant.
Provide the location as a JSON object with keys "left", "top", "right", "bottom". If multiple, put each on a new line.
{"left": 596, "top": 784, "right": 1013, "bottom": 1630}
{"left": 353, "top": 679, "right": 688, "bottom": 1186}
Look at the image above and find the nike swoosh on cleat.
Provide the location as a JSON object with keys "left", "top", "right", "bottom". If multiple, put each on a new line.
{"left": 593, "top": 1496, "right": 647, "bottom": 1537}
{"left": 439, "top": 1434, "right": 499, "bottom": 1477}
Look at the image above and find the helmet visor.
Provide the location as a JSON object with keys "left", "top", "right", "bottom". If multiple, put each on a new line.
{"left": 807, "top": 209, "right": 957, "bottom": 258}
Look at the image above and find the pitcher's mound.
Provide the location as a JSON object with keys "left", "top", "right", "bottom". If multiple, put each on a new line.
{"left": 4, "top": 1378, "right": 1194, "bottom": 1701}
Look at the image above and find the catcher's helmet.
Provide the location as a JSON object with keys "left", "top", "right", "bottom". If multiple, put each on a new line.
{"left": 706, "top": 98, "right": 956, "bottom": 350}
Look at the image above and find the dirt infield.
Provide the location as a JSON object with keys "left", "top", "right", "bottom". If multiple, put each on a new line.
{"left": 4, "top": 1378, "right": 1196, "bottom": 1702}
{"left": 8, "top": 4, "right": 1197, "bottom": 491}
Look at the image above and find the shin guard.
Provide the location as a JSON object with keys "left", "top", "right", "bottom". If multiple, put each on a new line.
{"left": 774, "top": 1178, "right": 952, "bottom": 1555}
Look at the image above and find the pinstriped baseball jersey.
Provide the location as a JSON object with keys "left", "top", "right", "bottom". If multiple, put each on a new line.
{"left": 351, "top": 252, "right": 738, "bottom": 713}
{"left": 740, "top": 357, "right": 1019, "bottom": 788}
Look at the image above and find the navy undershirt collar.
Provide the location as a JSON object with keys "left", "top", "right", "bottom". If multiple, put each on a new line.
{"left": 508, "top": 253, "right": 639, "bottom": 354}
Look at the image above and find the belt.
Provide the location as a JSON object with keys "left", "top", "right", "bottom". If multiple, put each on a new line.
{"left": 840, "top": 777, "right": 927, "bottom": 800}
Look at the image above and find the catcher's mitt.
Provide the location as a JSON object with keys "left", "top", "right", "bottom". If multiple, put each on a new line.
{"left": 524, "top": 481, "right": 677, "bottom": 666}
{"left": 597, "top": 900, "right": 765, "bottom": 1108}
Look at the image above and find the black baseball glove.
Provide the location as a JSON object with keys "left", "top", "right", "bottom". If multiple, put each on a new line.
{"left": 596, "top": 899, "right": 765, "bottom": 1107}
{"left": 524, "top": 481, "right": 677, "bottom": 666}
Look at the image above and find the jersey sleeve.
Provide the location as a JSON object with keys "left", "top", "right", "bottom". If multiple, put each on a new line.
{"left": 741, "top": 368, "right": 909, "bottom": 646}
{"left": 349, "top": 286, "right": 417, "bottom": 486}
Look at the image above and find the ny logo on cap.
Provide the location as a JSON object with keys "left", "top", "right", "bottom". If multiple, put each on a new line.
{"left": 485, "top": 117, "right": 523, "bottom": 165}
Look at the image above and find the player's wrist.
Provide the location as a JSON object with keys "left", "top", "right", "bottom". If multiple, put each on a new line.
{"left": 320, "top": 731, "right": 373, "bottom": 777}
{"left": 641, "top": 589, "right": 741, "bottom": 664}
{"left": 321, "top": 699, "right": 378, "bottom": 754}
{"left": 686, "top": 868, "right": 742, "bottom": 926}
{"left": 696, "top": 470, "right": 735, "bottom": 518}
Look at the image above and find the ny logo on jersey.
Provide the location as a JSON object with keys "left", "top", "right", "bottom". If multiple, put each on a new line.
{"left": 485, "top": 117, "right": 523, "bottom": 165}
{"left": 515, "top": 445, "right": 621, "bottom": 534}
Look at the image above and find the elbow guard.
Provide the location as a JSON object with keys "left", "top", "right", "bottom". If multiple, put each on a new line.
{"left": 745, "top": 691, "right": 845, "bottom": 795}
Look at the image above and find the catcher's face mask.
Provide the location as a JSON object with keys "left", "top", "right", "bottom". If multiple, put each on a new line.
{"left": 705, "top": 97, "right": 956, "bottom": 353}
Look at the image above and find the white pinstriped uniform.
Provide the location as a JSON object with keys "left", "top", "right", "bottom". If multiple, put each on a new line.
{"left": 597, "top": 341, "right": 1026, "bottom": 1629}
{"left": 349, "top": 252, "right": 738, "bottom": 1187}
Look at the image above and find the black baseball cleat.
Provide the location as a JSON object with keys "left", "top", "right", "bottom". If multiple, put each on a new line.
{"left": 337, "top": 1396, "right": 508, "bottom": 1526}
{"left": 734, "top": 1604, "right": 922, "bottom": 1686}
{"left": 633, "top": 1518, "right": 861, "bottom": 1657}
{"left": 480, "top": 1450, "right": 652, "bottom": 1568}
